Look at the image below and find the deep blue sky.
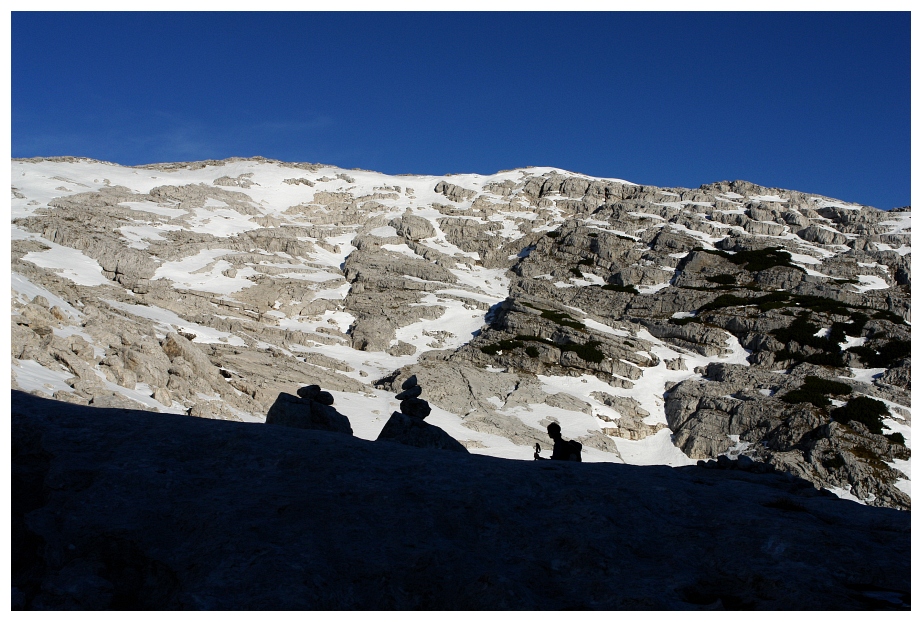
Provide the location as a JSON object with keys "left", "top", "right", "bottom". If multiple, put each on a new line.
{"left": 12, "top": 12, "right": 910, "bottom": 209}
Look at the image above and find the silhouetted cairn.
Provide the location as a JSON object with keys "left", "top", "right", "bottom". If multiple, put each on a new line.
{"left": 376, "top": 375, "right": 468, "bottom": 453}
{"left": 265, "top": 385, "right": 353, "bottom": 435}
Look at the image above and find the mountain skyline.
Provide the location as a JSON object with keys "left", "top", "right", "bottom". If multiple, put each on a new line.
{"left": 11, "top": 11, "right": 911, "bottom": 210}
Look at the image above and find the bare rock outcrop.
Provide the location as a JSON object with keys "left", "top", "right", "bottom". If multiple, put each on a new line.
{"left": 665, "top": 363, "right": 911, "bottom": 509}
{"left": 434, "top": 180, "right": 476, "bottom": 203}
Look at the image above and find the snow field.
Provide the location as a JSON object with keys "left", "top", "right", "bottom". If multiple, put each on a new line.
{"left": 102, "top": 299, "right": 247, "bottom": 346}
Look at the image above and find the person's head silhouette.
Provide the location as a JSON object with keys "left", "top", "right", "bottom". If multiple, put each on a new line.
{"left": 546, "top": 422, "right": 562, "bottom": 441}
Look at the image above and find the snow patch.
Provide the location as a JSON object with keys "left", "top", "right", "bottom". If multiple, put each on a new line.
{"left": 12, "top": 359, "right": 75, "bottom": 395}
{"left": 103, "top": 299, "right": 246, "bottom": 346}
{"left": 22, "top": 244, "right": 112, "bottom": 287}
{"left": 852, "top": 275, "right": 889, "bottom": 292}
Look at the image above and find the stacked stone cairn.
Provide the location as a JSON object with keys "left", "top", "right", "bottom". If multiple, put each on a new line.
{"left": 376, "top": 376, "right": 468, "bottom": 453}
{"left": 265, "top": 384, "right": 353, "bottom": 435}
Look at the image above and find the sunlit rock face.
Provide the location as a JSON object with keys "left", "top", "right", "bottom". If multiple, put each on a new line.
{"left": 10, "top": 156, "right": 911, "bottom": 508}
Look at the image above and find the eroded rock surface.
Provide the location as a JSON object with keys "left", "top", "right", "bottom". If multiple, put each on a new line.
{"left": 10, "top": 158, "right": 911, "bottom": 508}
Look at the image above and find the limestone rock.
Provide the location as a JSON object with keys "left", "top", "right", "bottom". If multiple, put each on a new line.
{"left": 592, "top": 392, "right": 666, "bottom": 441}
{"left": 544, "top": 392, "right": 592, "bottom": 414}
{"left": 161, "top": 333, "right": 223, "bottom": 386}
{"left": 392, "top": 214, "right": 436, "bottom": 240}
{"left": 152, "top": 387, "right": 172, "bottom": 407}
{"left": 434, "top": 180, "right": 476, "bottom": 203}
{"left": 89, "top": 393, "right": 151, "bottom": 411}
{"left": 665, "top": 363, "right": 911, "bottom": 510}
{"left": 386, "top": 341, "right": 417, "bottom": 357}
{"left": 188, "top": 401, "right": 243, "bottom": 422}
{"left": 665, "top": 357, "right": 687, "bottom": 371}
{"left": 796, "top": 225, "right": 849, "bottom": 246}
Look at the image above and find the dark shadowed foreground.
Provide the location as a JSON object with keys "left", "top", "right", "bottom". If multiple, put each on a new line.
{"left": 12, "top": 390, "right": 909, "bottom": 610}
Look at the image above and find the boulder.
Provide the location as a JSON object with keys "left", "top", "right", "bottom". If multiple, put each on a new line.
{"left": 152, "top": 387, "right": 172, "bottom": 407}
{"left": 386, "top": 341, "right": 417, "bottom": 357}
{"left": 392, "top": 214, "right": 436, "bottom": 240}
{"left": 434, "top": 180, "right": 476, "bottom": 203}
{"left": 314, "top": 391, "right": 335, "bottom": 406}
{"left": 400, "top": 397, "right": 431, "bottom": 419}
{"left": 395, "top": 385, "right": 423, "bottom": 401}
{"left": 796, "top": 225, "right": 849, "bottom": 246}
{"left": 89, "top": 393, "right": 151, "bottom": 411}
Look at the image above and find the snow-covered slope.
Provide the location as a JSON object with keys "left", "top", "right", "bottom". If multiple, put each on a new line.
{"left": 10, "top": 156, "right": 911, "bottom": 508}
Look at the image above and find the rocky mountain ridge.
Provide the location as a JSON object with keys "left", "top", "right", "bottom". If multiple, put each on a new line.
{"left": 10, "top": 156, "right": 911, "bottom": 508}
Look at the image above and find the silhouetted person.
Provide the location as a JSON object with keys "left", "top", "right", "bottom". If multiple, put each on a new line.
{"left": 534, "top": 422, "right": 581, "bottom": 461}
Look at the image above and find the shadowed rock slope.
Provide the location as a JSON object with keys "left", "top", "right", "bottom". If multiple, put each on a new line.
{"left": 12, "top": 391, "right": 909, "bottom": 610}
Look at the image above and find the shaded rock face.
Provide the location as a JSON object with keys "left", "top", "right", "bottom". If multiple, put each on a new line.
{"left": 12, "top": 392, "right": 910, "bottom": 610}
{"left": 265, "top": 387, "right": 352, "bottom": 435}
{"left": 665, "top": 363, "right": 911, "bottom": 510}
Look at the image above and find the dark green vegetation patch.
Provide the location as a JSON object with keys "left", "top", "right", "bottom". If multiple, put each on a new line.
{"left": 697, "top": 246, "right": 803, "bottom": 273}
{"left": 523, "top": 303, "right": 584, "bottom": 330}
{"left": 480, "top": 334, "right": 605, "bottom": 363}
{"left": 849, "top": 339, "right": 910, "bottom": 368}
{"left": 479, "top": 338, "right": 527, "bottom": 356}
{"left": 670, "top": 284, "right": 908, "bottom": 368}
{"left": 705, "top": 274, "right": 736, "bottom": 286}
{"left": 769, "top": 313, "right": 907, "bottom": 369}
{"left": 780, "top": 375, "right": 852, "bottom": 408}
{"left": 601, "top": 283, "right": 639, "bottom": 294}
{"left": 699, "top": 292, "right": 790, "bottom": 313}
{"left": 696, "top": 292, "right": 898, "bottom": 322}
{"left": 831, "top": 396, "right": 890, "bottom": 436}
{"left": 772, "top": 315, "right": 846, "bottom": 367}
